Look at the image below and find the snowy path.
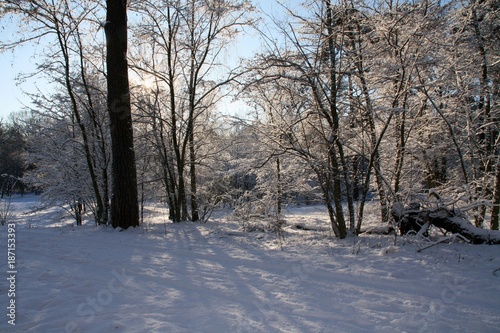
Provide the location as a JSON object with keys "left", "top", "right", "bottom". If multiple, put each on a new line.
{"left": 1, "top": 197, "right": 500, "bottom": 332}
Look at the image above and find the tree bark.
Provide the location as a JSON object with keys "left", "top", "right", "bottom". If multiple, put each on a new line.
{"left": 189, "top": 130, "right": 199, "bottom": 221}
{"left": 276, "top": 157, "right": 282, "bottom": 216}
{"left": 491, "top": 158, "right": 500, "bottom": 230}
{"left": 105, "top": 0, "right": 139, "bottom": 229}
{"left": 325, "top": 0, "right": 348, "bottom": 238}
{"left": 393, "top": 203, "right": 500, "bottom": 244}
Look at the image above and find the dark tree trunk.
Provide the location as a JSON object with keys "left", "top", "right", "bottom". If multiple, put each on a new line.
{"left": 105, "top": 0, "right": 139, "bottom": 229}
{"left": 393, "top": 203, "right": 500, "bottom": 244}
{"left": 491, "top": 160, "right": 500, "bottom": 230}
{"left": 276, "top": 158, "right": 282, "bottom": 216}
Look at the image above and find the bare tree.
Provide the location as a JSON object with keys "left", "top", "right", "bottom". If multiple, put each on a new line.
{"left": 429, "top": 0, "right": 500, "bottom": 229}
{"left": 243, "top": 0, "right": 364, "bottom": 238}
{"left": 1, "top": 0, "right": 111, "bottom": 225}
{"left": 130, "top": 0, "right": 253, "bottom": 222}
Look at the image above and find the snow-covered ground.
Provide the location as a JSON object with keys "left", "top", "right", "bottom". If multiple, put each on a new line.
{"left": 1, "top": 194, "right": 500, "bottom": 333}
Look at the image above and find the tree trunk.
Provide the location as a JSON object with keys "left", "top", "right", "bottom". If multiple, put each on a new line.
{"left": 105, "top": 0, "right": 139, "bottom": 229}
{"left": 324, "top": 0, "right": 347, "bottom": 239}
{"left": 351, "top": 34, "right": 390, "bottom": 224}
{"left": 189, "top": 129, "right": 199, "bottom": 221}
{"left": 73, "top": 200, "right": 83, "bottom": 226}
{"left": 103, "top": 166, "right": 110, "bottom": 225}
{"left": 54, "top": 14, "right": 105, "bottom": 226}
{"left": 393, "top": 203, "right": 500, "bottom": 244}
{"left": 276, "top": 157, "right": 282, "bottom": 216}
{"left": 491, "top": 158, "right": 500, "bottom": 230}
{"left": 318, "top": 163, "right": 346, "bottom": 239}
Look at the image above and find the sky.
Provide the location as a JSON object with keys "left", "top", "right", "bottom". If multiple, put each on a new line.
{"left": 0, "top": 26, "right": 36, "bottom": 121}
{"left": 0, "top": 0, "right": 289, "bottom": 122}
{"left": 0, "top": 15, "right": 58, "bottom": 122}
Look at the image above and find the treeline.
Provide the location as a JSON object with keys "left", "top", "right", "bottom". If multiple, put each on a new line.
{"left": 0, "top": 121, "right": 26, "bottom": 197}
{"left": 0, "top": 0, "right": 498, "bottom": 237}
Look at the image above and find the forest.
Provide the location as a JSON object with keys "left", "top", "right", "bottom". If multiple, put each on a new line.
{"left": 0, "top": 0, "right": 499, "bottom": 239}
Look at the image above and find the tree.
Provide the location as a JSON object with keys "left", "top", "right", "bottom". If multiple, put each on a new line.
{"left": 455, "top": 0, "right": 500, "bottom": 229}
{"left": 22, "top": 106, "right": 98, "bottom": 226}
{"left": 2, "top": 0, "right": 498, "bottom": 236}
{"left": 1, "top": 0, "right": 111, "bottom": 225}
{"left": 242, "top": 0, "right": 496, "bottom": 237}
{"left": 422, "top": 0, "right": 500, "bottom": 229}
{"left": 0, "top": 120, "right": 26, "bottom": 197}
{"left": 130, "top": 0, "right": 253, "bottom": 222}
{"left": 244, "top": 0, "right": 372, "bottom": 238}
{"left": 105, "top": 0, "right": 139, "bottom": 229}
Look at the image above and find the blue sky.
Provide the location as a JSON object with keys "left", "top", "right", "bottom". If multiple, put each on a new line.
{"left": 0, "top": 26, "right": 38, "bottom": 120}
{"left": 0, "top": 0, "right": 290, "bottom": 121}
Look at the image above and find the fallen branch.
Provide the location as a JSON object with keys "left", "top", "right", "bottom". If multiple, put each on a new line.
{"left": 293, "top": 224, "right": 328, "bottom": 232}
{"left": 417, "top": 233, "right": 470, "bottom": 252}
{"left": 393, "top": 203, "right": 500, "bottom": 245}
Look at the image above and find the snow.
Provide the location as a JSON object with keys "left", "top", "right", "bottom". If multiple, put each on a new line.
{"left": 1, "top": 195, "right": 500, "bottom": 333}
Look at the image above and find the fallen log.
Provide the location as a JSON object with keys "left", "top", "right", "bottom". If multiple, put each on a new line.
{"left": 392, "top": 203, "right": 500, "bottom": 244}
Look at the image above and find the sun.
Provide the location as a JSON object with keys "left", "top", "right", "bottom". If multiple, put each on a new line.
{"left": 142, "top": 75, "right": 157, "bottom": 90}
